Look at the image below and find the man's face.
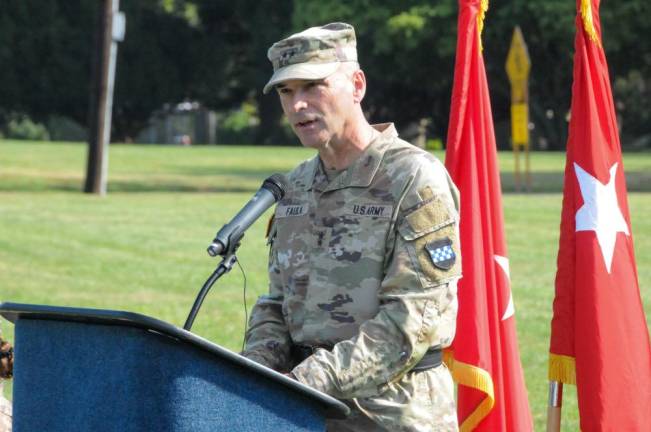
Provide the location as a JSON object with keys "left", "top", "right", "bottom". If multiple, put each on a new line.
{"left": 276, "top": 70, "right": 355, "bottom": 150}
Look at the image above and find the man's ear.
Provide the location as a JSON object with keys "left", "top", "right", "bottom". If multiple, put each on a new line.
{"left": 351, "top": 69, "right": 367, "bottom": 103}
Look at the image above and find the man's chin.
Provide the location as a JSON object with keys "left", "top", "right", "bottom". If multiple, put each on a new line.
{"left": 297, "top": 135, "right": 327, "bottom": 150}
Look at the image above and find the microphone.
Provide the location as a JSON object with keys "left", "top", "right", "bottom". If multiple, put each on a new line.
{"left": 207, "top": 174, "right": 286, "bottom": 257}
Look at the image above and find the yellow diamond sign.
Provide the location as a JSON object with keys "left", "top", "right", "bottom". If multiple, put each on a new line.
{"left": 506, "top": 26, "right": 531, "bottom": 83}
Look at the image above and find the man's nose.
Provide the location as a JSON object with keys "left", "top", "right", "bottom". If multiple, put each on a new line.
{"left": 292, "top": 92, "right": 308, "bottom": 112}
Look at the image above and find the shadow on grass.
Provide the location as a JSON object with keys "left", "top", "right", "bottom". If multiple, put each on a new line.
{"left": 501, "top": 171, "right": 651, "bottom": 193}
{"left": 168, "top": 165, "right": 293, "bottom": 178}
{"left": 2, "top": 171, "right": 650, "bottom": 194}
{"left": 0, "top": 178, "right": 263, "bottom": 194}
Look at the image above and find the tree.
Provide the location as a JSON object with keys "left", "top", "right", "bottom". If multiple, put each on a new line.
{"left": 0, "top": 1, "right": 96, "bottom": 130}
{"left": 602, "top": 1, "right": 651, "bottom": 147}
{"left": 484, "top": 0, "right": 651, "bottom": 150}
{"left": 485, "top": 0, "right": 576, "bottom": 150}
{"left": 113, "top": 0, "right": 200, "bottom": 140}
{"left": 1, "top": 0, "right": 649, "bottom": 147}
{"left": 192, "top": 0, "right": 294, "bottom": 144}
{"left": 0, "top": 0, "right": 202, "bottom": 141}
{"left": 293, "top": 1, "right": 458, "bottom": 140}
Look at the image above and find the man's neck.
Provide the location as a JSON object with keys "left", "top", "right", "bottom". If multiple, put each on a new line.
{"left": 318, "top": 120, "right": 378, "bottom": 170}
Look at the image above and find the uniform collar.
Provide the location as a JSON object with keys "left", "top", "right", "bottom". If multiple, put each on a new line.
{"left": 298, "top": 123, "right": 398, "bottom": 192}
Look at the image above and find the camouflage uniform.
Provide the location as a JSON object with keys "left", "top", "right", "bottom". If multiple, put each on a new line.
{"left": 243, "top": 123, "right": 460, "bottom": 431}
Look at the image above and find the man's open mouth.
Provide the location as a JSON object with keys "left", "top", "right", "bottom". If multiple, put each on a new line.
{"left": 296, "top": 119, "right": 317, "bottom": 128}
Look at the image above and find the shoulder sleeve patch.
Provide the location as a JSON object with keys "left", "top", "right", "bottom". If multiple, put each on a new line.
{"left": 398, "top": 198, "right": 461, "bottom": 288}
{"left": 425, "top": 237, "right": 456, "bottom": 270}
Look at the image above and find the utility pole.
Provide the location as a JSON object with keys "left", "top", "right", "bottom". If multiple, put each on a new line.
{"left": 85, "top": 0, "right": 125, "bottom": 195}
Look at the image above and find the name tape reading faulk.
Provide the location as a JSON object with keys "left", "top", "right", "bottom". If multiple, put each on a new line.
{"left": 277, "top": 204, "right": 309, "bottom": 218}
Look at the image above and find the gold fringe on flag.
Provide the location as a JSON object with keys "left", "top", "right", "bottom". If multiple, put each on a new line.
{"left": 580, "top": 0, "right": 601, "bottom": 45}
{"left": 548, "top": 353, "right": 577, "bottom": 385}
{"left": 444, "top": 350, "right": 495, "bottom": 432}
{"left": 477, "top": 0, "right": 489, "bottom": 50}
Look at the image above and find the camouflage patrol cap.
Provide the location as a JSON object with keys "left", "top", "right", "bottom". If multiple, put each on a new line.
{"left": 263, "top": 22, "right": 358, "bottom": 94}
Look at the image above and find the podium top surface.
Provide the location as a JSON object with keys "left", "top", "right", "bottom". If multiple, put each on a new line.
{"left": 0, "top": 302, "right": 349, "bottom": 419}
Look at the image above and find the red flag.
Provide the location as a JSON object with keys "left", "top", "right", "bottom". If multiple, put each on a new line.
{"left": 444, "top": 1, "right": 533, "bottom": 430}
{"left": 548, "top": 0, "right": 651, "bottom": 429}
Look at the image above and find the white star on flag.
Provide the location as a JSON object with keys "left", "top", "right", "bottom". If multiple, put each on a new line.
{"left": 574, "top": 162, "right": 630, "bottom": 273}
{"left": 495, "top": 255, "right": 515, "bottom": 320}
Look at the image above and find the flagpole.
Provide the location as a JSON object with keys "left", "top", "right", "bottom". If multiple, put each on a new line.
{"left": 546, "top": 381, "right": 563, "bottom": 432}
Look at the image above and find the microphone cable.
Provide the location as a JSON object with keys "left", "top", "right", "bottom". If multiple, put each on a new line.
{"left": 236, "top": 259, "right": 248, "bottom": 352}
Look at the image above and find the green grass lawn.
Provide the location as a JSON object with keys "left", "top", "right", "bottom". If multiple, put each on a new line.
{"left": 1, "top": 140, "right": 650, "bottom": 430}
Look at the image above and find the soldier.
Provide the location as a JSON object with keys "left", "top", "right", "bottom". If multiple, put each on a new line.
{"left": 242, "top": 22, "right": 460, "bottom": 431}
{"left": 0, "top": 334, "right": 13, "bottom": 432}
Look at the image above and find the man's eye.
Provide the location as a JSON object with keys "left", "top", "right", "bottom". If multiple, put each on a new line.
{"left": 278, "top": 88, "right": 291, "bottom": 95}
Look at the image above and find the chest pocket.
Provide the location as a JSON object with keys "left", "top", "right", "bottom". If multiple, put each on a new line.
{"left": 326, "top": 204, "right": 393, "bottom": 264}
{"left": 272, "top": 201, "right": 313, "bottom": 274}
{"left": 398, "top": 198, "right": 461, "bottom": 288}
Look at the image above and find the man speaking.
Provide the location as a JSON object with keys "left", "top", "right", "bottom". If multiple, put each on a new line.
{"left": 242, "top": 23, "right": 461, "bottom": 431}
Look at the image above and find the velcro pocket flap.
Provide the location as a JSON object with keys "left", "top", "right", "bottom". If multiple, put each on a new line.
{"left": 399, "top": 198, "right": 456, "bottom": 240}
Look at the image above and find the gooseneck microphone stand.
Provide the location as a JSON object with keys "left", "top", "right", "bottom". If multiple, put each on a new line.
{"left": 183, "top": 232, "right": 243, "bottom": 331}
{"left": 182, "top": 174, "right": 286, "bottom": 332}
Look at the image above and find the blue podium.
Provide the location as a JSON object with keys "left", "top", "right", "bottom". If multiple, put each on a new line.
{"left": 0, "top": 303, "right": 348, "bottom": 432}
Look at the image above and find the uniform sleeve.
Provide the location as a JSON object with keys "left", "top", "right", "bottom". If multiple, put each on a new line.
{"left": 241, "top": 224, "right": 292, "bottom": 372}
{"left": 291, "top": 160, "right": 461, "bottom": 399}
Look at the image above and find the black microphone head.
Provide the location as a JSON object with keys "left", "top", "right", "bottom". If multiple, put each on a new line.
{"left": 262, "top": 174, "right": 287, "bottom": 201}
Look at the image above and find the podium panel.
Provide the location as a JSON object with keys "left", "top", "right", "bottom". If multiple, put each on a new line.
{"left": 1, "top": 304, "right": 349, "bottom": 432}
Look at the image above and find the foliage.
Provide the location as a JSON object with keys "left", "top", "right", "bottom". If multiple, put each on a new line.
{"left": 0, "top": 1, "right": 205, "bottom": 142}
{"left": 112, "top": 0, "right": 204, "bottom": 141}
{"left": 218, "top": 102, "right": 259, "bottom": 144}
{"left": 293, "top": 1, "right": 457, "bottom": 135}
{"left": 0, "top": 1, "right": 96, "bottom": 129}
{"left": 486, "top": 0, "right": 651, "bottom": 150}
{"left": 191, "top": 0, "right": 294, "bottom": 144}
{"left": 0, "top": 1, "right": 650, "bottom": 147}
{"left": 605, "top": 0, "right": 651, "bottom": 149}
{"left": 614, "top": 70, "right": 651, "bottom": 149}
{"left": 485, "top": 0, "right": 575, "bottom": 150}
{"left": 425, "top": 138, "right": 443, "bottom": 151}
{"left": 5, "top": 115, "right": 50, "bottom": 141}
{"left": 221, "top": 106, "right": 256, "bottom": 134}
{"left": 46, "top": 116, "right": 88, "bottom": 142}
